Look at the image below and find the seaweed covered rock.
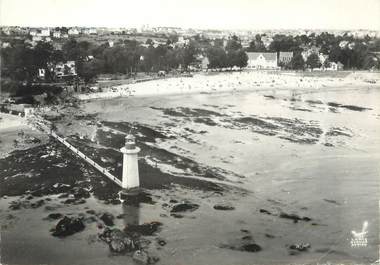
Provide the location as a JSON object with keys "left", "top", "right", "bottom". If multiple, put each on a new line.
{"left": 240, "top": 243, "right": 262, "bottom": 252}
{"left": 279, "top": 212, "right": 312, "bottom": 223}
{"left": 51, "top": 216, "right": 85, "bottom": 237}
{"left": 100, "top": 213, "right": 115, "bottom": 226}
{"left": 289, "top": 243, "right": 311, "bottom": 251}
{"left": 133, "top": 250, "right": 149, "bottom": 264}
{"left": 99, "top": 228, "right": 137, "bottom": 253}
{"left": 170, "top": 203, "right": 199, "bottom": 213}
{"left": 46, "top": 213, "right": 63, "bottom": 220}
{"left": 125, "top": 221, "right": 162, "bottom": 236}
{"left": 133, "top": 250, "right": 159, "bottom": 265}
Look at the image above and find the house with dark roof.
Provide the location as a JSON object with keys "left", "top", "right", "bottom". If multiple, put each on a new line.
{"left": 246, "top": 52, "right": 278, "bottom": 69}
{"left": 279, "top": 52, "right": 293, "bottom": 66}
{"left": 53, "top": 61, "right": 77, "bottom": 79}
{"left": 326, "top": 61, "right": 344, "bottom": 71}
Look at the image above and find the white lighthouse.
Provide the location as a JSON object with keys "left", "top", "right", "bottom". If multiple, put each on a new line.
{"left": 120, "top": 134, "right": 141, "bottom": 190}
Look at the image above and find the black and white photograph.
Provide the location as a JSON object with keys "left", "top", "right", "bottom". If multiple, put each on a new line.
{"left": 0, "top": 0, "right": 379, "bottom": 264}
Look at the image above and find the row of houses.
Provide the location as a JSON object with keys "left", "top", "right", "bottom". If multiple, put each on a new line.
{"left": 245, "top": 51, "right": 343, "bottom": 71}
{"left": 246, "top": 52, "right": 297, "bottom": 69}
{"left": 36, "top": 51, "right": 344, "bottom": 81}
{"left": 37, "top": 61, "right": 77, "bottom": 80}
{"left": 197, "top": 52, "right": 343, "bottom": 71}
{"left": 29, "top": 28, "right": 98, "bottom": 38}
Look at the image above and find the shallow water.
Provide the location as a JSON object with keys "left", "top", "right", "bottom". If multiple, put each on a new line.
{"left": 1, "top": 86, "right": 380, "bottom": 265}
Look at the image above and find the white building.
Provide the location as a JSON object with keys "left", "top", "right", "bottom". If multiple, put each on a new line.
{"left": 54, "top": 61, "right": 77, "bottom": 78}
{"left": 53, "top": 31, "right": 61, "bottom": 38}
{"left": 246, "top": 52, "right": 278, "bottom": 69}
{"left": 38, "top": 29, "right": 50, "bottom": 37}
{"left": 32, "top": 36, "right": 42, "bottom": 42}
{"left": 279, "top": 52, "right": 293, "bottom": 65}
{"left": 38, "top": 68, "right": 46, "bottom": 79}
{"left": 325, "top": 61, "right": 344, "bottom": 71}
{"left": 88, "top": 28, "right": 97, "bottom": 35}
{"left": 2, "top": 42, "right": 10, "bottom": 48}
{"left": 68, "top": 28, "right": 80, "bottom": 35}
{"left": 319, "top": 53, "right": 328, "bottom": 65}
{"left": 301, "top": 46, "right": 320, "bottom": 61}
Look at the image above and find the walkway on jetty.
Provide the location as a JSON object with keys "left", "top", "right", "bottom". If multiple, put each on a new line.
{"left": 29, "top": 115, "right": 122, "bottom": 187}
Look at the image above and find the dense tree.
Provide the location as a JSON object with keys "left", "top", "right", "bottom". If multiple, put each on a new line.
{"left": 247, "top": 40, "right": 256, "bottom": 52}
{"left": 206, "top": 47, "right": 227, "bottom": 68}
{"left": 295, "top": 34, "right": 311, "bottom": 46}
{"left": 225, "top": 35, "right": 242, "bottom": 51}
{"left": 363, "top": 55, "right": 379, "bottom": 70}
{"left": 145, "top": 38, "right": 153, "bottom": 45}
{"left": 306, "top": 53, "right": 321, "bottom": 69}
{"left": 33, "top": 42, "right": 56, "bottom": 68}
{"left": 1, "top": 43, "right": 36, "bottom": 81}
{"left": 2, "top": 30, "right": 379, "bottom": 92}
{"left": 328, "top": 45, "right": 342, "bottom": 63}
{"left": 350, "top": 42, "right": 370, "bottom": 69}
{"left": 61, "top": 39, "right": 93, "bottom": 63}
{"left": 165, "top": 48, "right": 182, "bottom": 70}
{"left": 213, "top": 39, "right": 224, "bottom": 47}
{"left": 235, "top": 50, "right": 248, "bottom": 68}
{"left": 182, "top": 42, "right": 198, "bottom": 70}
{"left": 246, "top": 34, "right": 266, "bottom": 52}
{"left": 269, "top": 34, "right": 301, "bottom": 53}
{"left": 290, "top": 53, "right": 305, "bottom": 70}
{"left": 369, "top": 38, "right": 380, "bottom": 51}
{"left": 62, "top": 39, "right": 81, "bottom": 61}
{"left": 77, "top": 58, "right": 104, "bottom": 83}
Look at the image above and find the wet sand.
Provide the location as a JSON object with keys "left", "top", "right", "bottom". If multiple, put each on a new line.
{"left": 0, "top": 113, "right": 48, "bottom": 159}
{"left": 1, "top": 77, "right": 380, "bottom": 265}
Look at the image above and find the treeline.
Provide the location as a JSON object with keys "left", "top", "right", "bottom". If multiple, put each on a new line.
{"left": 1, "top": 32, "right": 380, "bottom": 86}
{"left": 0, "top": 35, "right": 250, "bottom": 84}
{"left": 206, "top": 35, "right": 247, "bottom": 69}
{"left": 1, "top": 38, "right": 198, "bottom": 83}
{"left": 248, "top": 33, "right": 380, "bottom": 70}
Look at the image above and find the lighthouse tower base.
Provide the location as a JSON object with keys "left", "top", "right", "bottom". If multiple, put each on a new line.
{"left": 119, "top": 187, "right": 141, "bottom": 203}
{"left": 120, "top": 146, "right": 141, "bottom": 189}
{"left": 119, "top": 134, "right": 141, "bottom": 203}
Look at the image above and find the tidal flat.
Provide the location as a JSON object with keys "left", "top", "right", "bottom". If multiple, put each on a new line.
{"left": 1, "top": 84, "right": 380, "bottom": 265}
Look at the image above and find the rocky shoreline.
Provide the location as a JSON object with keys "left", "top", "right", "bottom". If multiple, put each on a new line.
{"left": 1, "top": 76, "right": 379, "bottom": 265}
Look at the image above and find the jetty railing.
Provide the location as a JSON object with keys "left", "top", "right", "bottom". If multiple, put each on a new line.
{"left": 29, "top": 115, "right": 122, "bottom": 187}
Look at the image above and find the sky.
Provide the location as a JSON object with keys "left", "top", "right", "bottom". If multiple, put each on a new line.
{"left": 1, "top": 0, "right": 380, "bottom": 30}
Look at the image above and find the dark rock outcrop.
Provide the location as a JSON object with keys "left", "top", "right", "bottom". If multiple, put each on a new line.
{"left": 51, "top": 216, "right": 85, "bottom": 237}
{"left": 240, "top": 243, "right": 262, "bottom": 252}
{"left": 47, "top": 213, "right": 63, "bottom": 220}
{"left": 99, "top": 228, "right": 137, "bottom": 253}
{"left": 125, "top": 221, "right": 162, "bottom": 236}
{"left": 279, "top": 212, "right": 312, "bottom": 223}
{"left": 170, "top": 203, "right": 199, "bottom": 213}
{"left": 100, "top": 213, "right": 115, "bottom": 226}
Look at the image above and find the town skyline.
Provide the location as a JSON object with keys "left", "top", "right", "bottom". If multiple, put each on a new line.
{"left": 1, "top": 0, "right": 380, "bottom": 31}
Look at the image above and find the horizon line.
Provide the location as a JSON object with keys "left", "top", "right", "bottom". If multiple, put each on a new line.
{"left": 1, "top": 24, "right": 379, "bottom": 33}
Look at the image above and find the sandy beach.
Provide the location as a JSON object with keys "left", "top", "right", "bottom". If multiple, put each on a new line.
{"left": 76, "top": 71, "right": 380, "bottom": 100}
